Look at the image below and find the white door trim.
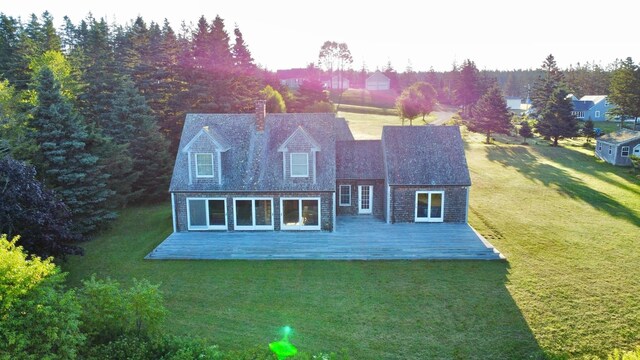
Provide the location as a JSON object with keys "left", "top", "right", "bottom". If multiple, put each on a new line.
{"left": 358, "top": 185, "right": 373, "bottom": 214}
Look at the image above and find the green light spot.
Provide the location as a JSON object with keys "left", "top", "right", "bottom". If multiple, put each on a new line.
{"left": 269, "top": 326, "right": 298, "bottom": 359}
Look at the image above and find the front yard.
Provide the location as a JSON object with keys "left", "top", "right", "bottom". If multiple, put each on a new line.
{"left": 63, "top": 122, "right": 640, "bottom": 359}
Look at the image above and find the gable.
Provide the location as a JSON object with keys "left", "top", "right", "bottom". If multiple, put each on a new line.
{"left": 336, "top": 140, "right": 384, "bottom": 180}
{"left": 181, "top": 126, "right": 230, "bottom": 153}
{"left": 277, "top": 126, "right": 321, "bottom": 152}
{"left": 382, "top": 126, "right": 471, "bottom": 186}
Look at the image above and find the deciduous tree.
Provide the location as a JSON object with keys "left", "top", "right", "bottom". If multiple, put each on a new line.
{"left": 608, "top": 57, "right": 640, "bottom": 130}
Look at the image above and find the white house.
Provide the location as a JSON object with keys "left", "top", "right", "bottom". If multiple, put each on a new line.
{"left": 506, "top": 97, "right": 522, "bottom": 112}
{"left": 365, "top": 71, "right": 390, "bottom": 91}
{"left": 324, "top": 75, "right": 350, "bottom": 90}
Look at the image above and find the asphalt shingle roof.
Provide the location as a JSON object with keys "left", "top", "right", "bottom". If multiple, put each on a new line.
{"left": 572, "top": 100, "right": 594, "bottom": 112}
{"left": 382, "top": 126, "right": 471, "bottom": 186}
{"left": 170, "top": 113, "right": 340, "bottom": 192}
{"left": 598, "top": 129, "right": 640, "bottom": 144}
{"left": 336, "top": 140, "right": 384, "bottom": 180}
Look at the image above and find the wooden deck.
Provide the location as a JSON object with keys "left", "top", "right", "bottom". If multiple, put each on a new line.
{"left": 145, "top": 216, "right": 504, "bottom": 260}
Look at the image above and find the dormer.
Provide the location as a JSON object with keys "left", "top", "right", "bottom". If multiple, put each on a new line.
{"left": 277, "top": 126, "right": 321, "bottom": 184}
{"left": 182, "top": 126, "right": 230, "bottom": 185}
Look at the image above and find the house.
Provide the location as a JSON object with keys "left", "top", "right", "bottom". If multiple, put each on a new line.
{"left": 324, "top": 75, "right": 350, "bottom": 90}
{"left": 506, "top": 97, "right": 522, "bottom": 112}
{"left": 276, "top": 68, "right": 313, "bottom": 89}
{"left": 595, "top": 129, "right": 640, "bottom": 166}
{"left": 168, "top": 101, "right": 471, "bottom": 233}
{"left": 570, "top": 95, "right": 613, "bottom": 121}
{"left": 365, "top": 71, "right": 391, "bottom": 91}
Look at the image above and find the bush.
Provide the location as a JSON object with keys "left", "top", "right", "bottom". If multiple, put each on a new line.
{"left": 607, "top": 347, "right": 640, "bottom": 360}
{"left": 78, "top": 275, "right": 167, "bottom": 345}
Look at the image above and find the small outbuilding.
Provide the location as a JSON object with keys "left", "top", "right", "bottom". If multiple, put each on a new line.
{"left": 365, "top": 71, "right": 391, "bottom": 91}
{"left": 595, "top": 129, "right": 640, "bottom": 166}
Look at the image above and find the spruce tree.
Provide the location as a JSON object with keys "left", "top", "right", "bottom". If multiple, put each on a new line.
{"left": 469, "top": 86, "right": 513, "bottom": 143}
{"left": 582, "top": 119, "right": 595, "bottom": 143}
{"left": 108, "top": 78, "right": 171, "bottom": 202}
{"left": 535, "top": 87, "right": 579, "bottom": 146}
{"left": 30, "top": 67, "right": 115, "bottom": 234}
{"left": 232, "top": 26, "right": 254, "bottom": 73}
{"left": 608, "top": 57, "right": 640, "bottom": 130}
{"left": 531, "top": 54, "right": 564, "bottom": 115}
{"left": 519, "top": 121, "right": 533, "bottom": 144}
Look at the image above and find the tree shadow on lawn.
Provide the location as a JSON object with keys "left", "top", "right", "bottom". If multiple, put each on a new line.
{"left": 536, "top": 144, "right": 640, "bottom": 195}
{"left": 163, "top": 260, "right": 545, "bottom": 359}
{"left": 486, "top": 146, "right": 640, "bottom": 226}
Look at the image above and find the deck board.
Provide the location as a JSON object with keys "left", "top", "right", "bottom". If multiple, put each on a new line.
{"left": 145, "top": 216, "right": 504, "bottom": 260}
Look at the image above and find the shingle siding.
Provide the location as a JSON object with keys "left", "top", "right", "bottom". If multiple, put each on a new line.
{"left": 174, "top": 191, "right": 334, "bottom": 231}
{"left": 389, "top": 185, "right": 468, "bottom": 223}
{"left": 336, "top": 180, "right": 385, "bottom": 219}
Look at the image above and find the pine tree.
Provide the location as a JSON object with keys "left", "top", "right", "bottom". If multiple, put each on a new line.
{"left": 30, "top": 67, "right": 115, "bottom": 234}
{"left": 469, "top": 86, "right": 513, "bottom": 143}
{"left": 535, "top": 87, "right": 579, "bottom": 146}
{"left": 209, "top": 15, "right": 233, "bottom": 72}
{"left": 108, "top": 78, "right": 171, "bottom": 202}
{"left": 454, "top": 59, "right": 482, "bottom": 117}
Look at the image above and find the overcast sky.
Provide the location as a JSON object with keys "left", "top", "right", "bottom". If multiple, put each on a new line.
{"left": 4, "top": 0, "right": 638, "bottom": 72}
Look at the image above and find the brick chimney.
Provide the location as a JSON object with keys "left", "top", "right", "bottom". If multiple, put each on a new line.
{"left": 255, "top": 100, "right": 266, "bottom": 132}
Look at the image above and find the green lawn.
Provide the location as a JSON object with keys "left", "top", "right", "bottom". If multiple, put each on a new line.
{"left": 63, "top": 120, "right": 640, "bottom": 359}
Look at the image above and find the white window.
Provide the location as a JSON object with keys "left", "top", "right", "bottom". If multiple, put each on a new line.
{"left": 195, "top": 153, "right": 214, "bottom": 178}
{"left": 634, "top": 145, "right": 640, "bottom": 155}
{"left": 339, "top": 185, "right": 351, "bottom": 206}
{"left": 415, "top": 191, "right": 444, "bottom": 222}
{"left": 187, "top": 198, "right": 227, "bottom": 230}
{"left": 290, "top": 153, "right": 309, "bottom": 177}
{"left": 609, "top": 145, "right": 612, "bottom": 155}
{"left": 233, "top": 198, "right": 274, "bottom": 230}
{"left": 595, "top": 111, "right": 601, "bottom": 118}
{"left": 280, "top": 198, "right": 321, "bottom": 230}
{"left": 621, "top": 146, "right": 630, "bottom": 157}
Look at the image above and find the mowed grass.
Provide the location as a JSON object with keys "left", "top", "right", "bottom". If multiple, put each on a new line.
{"left": 63, "top": 117, "right": 640, "bottom": 358}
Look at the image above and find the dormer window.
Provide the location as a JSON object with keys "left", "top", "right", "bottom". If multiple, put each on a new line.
{"left": 290, "top": 153, "right": 309, "bottom": 177}
{"left": 195, "top": 153, "right": 214, "bottom": 177}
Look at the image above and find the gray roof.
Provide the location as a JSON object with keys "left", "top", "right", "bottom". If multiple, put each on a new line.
{"left": 598, "top": 129, "right": 640, "bottom": 145}
{"left": 382, "top": 126, "right": 471, "bottom": 186}
{"left": 334, "top": 117, "right": 355, "bottom": 141}
{"left": 572, "top": 100, "right": 594, "bottom": 112}
{"left": 170, "top": 113, "right": 340, "bottom": 192}
{"left": 336, "top": 140, "right": 384, "bottom": 180}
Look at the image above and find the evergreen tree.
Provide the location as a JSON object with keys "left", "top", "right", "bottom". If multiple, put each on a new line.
{"left": 0, "top": 14, "right": 21, "bottom": 83}
{"left": 209, "top": 15, "right": 233, "bottom": 72}
{"left": 232, "top": 26, "right": 254, "bottom": 73}
{"left": 531, "top": 54, "right": 564, "bottom": 115}
{"left": 535, "top": 87, "right": 579, "bottom": 146}
{"left": 519, "top": 121, "right": 533, "bottom": 144}
{"left": 582, "top": 118, "right": 595, "bottom": 143}
{"left": 469, "top": 86, "right": 512, "bottom": 143}
{"left": 454, "top": 59, "right": 482, "bottom": 117}
{"left": 108, "top": 78, "right": 171, "bottom": 202}
{"left": 30, "top": 67, "right": 115, "bottom": 234}
{"left": 608, "top": 57, "right": 640, "bottom": 130}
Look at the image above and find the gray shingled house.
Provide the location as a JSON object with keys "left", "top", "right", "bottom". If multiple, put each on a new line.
{"left": 595, "top": 129, "right": 640, "bottom": 166}
{"left": 169, "top": 101, "right": 471, "bottom": 232}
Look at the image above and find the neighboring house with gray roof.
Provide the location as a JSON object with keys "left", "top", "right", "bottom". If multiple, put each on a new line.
{"left": 169, "top": 101, "right": 471, "bottom": 233}
{"left": 569, "top": 94, "right": 613, "bottom": 121}
{"left": 595, "top": 129, "right": 640, "bottom": 166}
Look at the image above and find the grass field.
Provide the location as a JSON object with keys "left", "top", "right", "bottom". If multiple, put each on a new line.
{"left": 63, "top": 117, "right": 640, "bottom": 359}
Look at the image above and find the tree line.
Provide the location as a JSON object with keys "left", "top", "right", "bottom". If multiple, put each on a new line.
{"left": 0, "top": 11, "right": 327, "bottom": 259}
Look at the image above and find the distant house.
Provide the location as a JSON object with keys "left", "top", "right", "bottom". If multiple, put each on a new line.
{"left": 324, "top": 75, "right": 350, "bottom": 90}
{"left": 595, "top": 129, "right": 640, "bottom": 166}
{"left": 570, "top": 95, "right": 613, "bottom": 121}
{"left": 167, "top": 101, "right": 472, "bottom": 233}
{"left": 365, "top": 71, "right": 391, "bottom": 91}
{"left": 506, "top": 97, "right": 522, "bottom": 112}
{"left": 276, "top": 68, "right": 311, "bottom": 89}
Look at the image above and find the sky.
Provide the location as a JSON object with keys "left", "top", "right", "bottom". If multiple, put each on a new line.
{"left": 4, "top": 0, "right": 639, "bottom": 72}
